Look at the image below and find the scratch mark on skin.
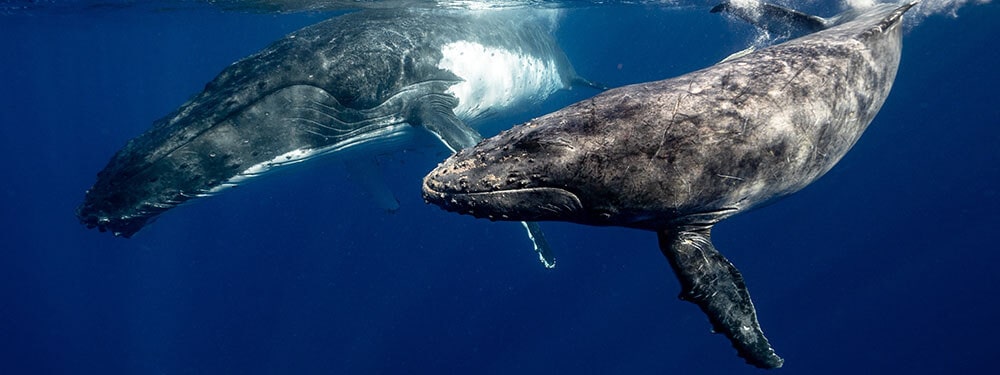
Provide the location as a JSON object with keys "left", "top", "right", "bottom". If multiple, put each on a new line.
{"left": 732, "top": 84, "right": 752, "bottom": 104}
{"left": 780, "top": 61, "right": 812, "bottom": 93}
{"left": 726, "top": 67, "right": 753, "bottom": 103}
{"left": 654, "top": 86, "right": 689, "bottom": 163}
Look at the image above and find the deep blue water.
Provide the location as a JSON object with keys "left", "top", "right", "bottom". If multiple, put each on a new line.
{"left": 1, "top": 1, "right": 998, "bottom": 374}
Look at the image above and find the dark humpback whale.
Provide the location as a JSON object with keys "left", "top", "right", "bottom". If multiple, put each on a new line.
{"left": 77, "top": 8, "right": 601, "bottom": 267}
{"left": 423, "top": 2, "right": 916, "bottom": 368}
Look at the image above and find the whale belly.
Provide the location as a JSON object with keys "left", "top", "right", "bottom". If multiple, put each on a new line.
{"left": 438, "top": 41, "right": 565, "bottom": 122}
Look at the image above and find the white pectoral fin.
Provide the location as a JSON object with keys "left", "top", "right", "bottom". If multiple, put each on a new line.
{"left": 344, "top": 157, "right": 400, "bottom": 213}
{"left": 411, "top": 94, "right": 483, "bottom": 152}
{"left": 521, "top": 221, "right": 556, "bottom": 269}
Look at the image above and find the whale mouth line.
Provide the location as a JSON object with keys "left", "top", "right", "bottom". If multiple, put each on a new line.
{"left": 443, "top": 186, "right": 573, "bottom": 199}
{"left": 422, "top": 178, "right": 584, "bottom": 221}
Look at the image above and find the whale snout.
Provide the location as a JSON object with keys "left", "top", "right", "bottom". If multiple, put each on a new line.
{"left": 422, "top": 120, "right": 593, "bottom": 222}
{"left": 76, "top": 202, "right": 152, "bottom": 238}
{"left": 76, "top": 181, "right": 176, "bottom": 238}
{"left": 421, "top": 150, "right": 584, "bottom": 222}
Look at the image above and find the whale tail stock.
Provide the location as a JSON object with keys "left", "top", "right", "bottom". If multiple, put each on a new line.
{"left": 658, "top": 227, "right": 784, "bottom": 369}
{"left": 712, "top": 0, "right": 919, "bottom": 39}
{"left": 711, "top": 1, "right": 828, "bottom": 38}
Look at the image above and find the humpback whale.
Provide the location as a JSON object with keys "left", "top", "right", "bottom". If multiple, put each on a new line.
{"left": 423, "top": 2, "right": 915, "bottom": 368}
{"left": 77, "top": 8, "right": 601, "bottom": 267}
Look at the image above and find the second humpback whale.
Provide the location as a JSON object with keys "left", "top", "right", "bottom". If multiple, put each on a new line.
{"left": 77, "top": 8, "right": 601, "bottom": 266}
{"left": 423, "top": 2, "right": 916, "bottom": 368}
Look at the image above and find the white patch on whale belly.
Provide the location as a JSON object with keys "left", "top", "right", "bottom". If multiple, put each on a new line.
{"left": 438, "top": 41, "right": 565, "bottom": 121}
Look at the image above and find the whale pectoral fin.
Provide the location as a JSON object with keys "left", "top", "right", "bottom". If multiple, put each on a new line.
{"left": 410, "top": 94, "right": 482, "bottom": 152}
{"left": 658, "top": 227, "right": 783, "bottom": 369}
{"left": 344, "top": 157, "right": 400, "bottom": 213}
{"left": 521, "top": 221, "right": 556, "bottom": 268}
{"left": 570, "top": 76, "right": 609, "bottom": 91}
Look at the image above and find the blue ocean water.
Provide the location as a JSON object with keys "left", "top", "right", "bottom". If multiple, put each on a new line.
{"left": 1, "top": 1, "right": 997, "bottom": 374}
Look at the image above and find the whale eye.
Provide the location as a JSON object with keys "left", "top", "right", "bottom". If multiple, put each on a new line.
{"left": 516, "top": 136, "right": 575, "bottom": 154}
{"left": 539, "top": 137, "right": 575, "bottom": 150}
{"left": 515, "top": 137, "right": 545, "bottom": 153}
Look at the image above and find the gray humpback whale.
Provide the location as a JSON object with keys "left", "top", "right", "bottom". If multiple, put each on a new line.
{"left": 423, "top": 2, "right": 915, "bottom": 368}
{"left": 77, "top": 8, "right": 600, "bottom": 267}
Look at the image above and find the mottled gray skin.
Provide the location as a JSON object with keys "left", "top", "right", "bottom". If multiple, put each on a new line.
{"left": 424, "top": 2, "right": 915, "bottom": 368}
{"left": 77, "top": 8, "right": 589, "bottom": 239}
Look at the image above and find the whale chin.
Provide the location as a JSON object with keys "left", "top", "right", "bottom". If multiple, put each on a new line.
{"left": 76, "top": 208, "right": 154, "bottom": 238}
{"left": 421, "top": 176, "right": 584, "bottom": 222}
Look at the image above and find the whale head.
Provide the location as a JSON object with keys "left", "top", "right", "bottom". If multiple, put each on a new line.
{"left": 76, "top": 15, "right": 423, "bottom": 237}
{"left": 76, "top": 79, "right": 417, "bottom": 238}
{"left": 422, "top": 107, "right": 678, "bottom": 230}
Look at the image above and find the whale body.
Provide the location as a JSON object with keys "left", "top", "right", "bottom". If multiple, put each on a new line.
{"left": 423, "top": 2, "right": 916, "bottom": 368}
{"left": 77, "top": 8, "right": 601, "bottom": 266}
